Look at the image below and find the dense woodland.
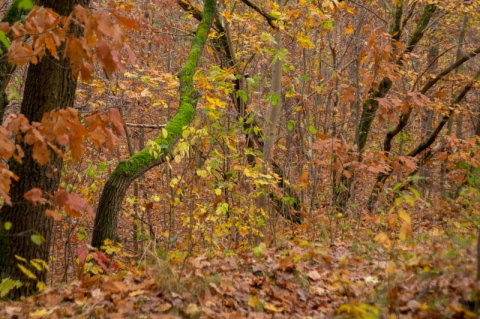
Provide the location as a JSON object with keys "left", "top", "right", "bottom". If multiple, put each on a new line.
{"left": 0, "top": 0, "right": 479, "bottom": 317}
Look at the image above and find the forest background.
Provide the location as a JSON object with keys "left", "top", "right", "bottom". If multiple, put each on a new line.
{"left": 0, "top": 0, "right": 479, "bottom": 317}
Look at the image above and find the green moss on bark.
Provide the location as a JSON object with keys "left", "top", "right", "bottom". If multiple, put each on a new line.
{"left": 92, "top": 0, "right": 216, "bottom": 247}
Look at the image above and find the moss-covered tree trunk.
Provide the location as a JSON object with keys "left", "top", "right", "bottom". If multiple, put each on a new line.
{"left": 91, "top": 0, "right": 216, "bottom": 248}
{"left": 0, "top": 0, "right": 86, "bottom": 299}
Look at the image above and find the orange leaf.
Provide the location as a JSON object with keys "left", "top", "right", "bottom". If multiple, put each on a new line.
{"left": 112, "top": 12, "right": 140, "bottom": 30}
{"left": 45, "top": 209, "right": 62, "bottom": 221}
{"left": 33, "top": 142, "right": 50, "bottom": 165}
{"left": 89, "top": 126, "right": 107, "bottom": 147}
{"left": 0, "top": 127, "right": 15, "bottom": 159}
{"left": 24, "top": 188, "right": 46, "bottom": 206}
{"left": 56, "top": 189, "right": 93, "bottom": 217}
{"left": 108, "top": 108, "right": 125, "bottom": 137}
{"left": 69, "top": 133, "right": 84, "bottom": 161}
{"left": 299, "top": 171, "right": 308, "bottom": 188}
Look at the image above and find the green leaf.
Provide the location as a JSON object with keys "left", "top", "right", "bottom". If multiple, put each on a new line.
{"left": 4, "top": 221, "right": 12, "bottom": 231}
{"left": 287, "top": 120, "right": 295, "bottom": 131}
{"left": 0, "top": 278, "right": 22, "bottom": 297}
{"left": 308, "top": 125, "right": 317, "bottom": 134}
{"left": 245, "top": 113, "right": 254, "bottom": 124}
{"left": 273, "top": 48, "right": 288, "bottom": 62}
{"left": 271, "top": 93, "right": 279, "bottom": 106}
{"left": 236, "top": 90, "right": 248, "bottom": 103}
{"left": 0, "top": 31, "right": 10, "bottom": 50}
{"left": 260, "top": 32, "right": 276, "bottom": 44}
{"left": 18, "top": 0, "right": 34, "bottom": 10}
{"left": 409, "top": 187, "right": 420, "bottom": 199}
{"left": 31, "top": 233, "right": 44, "bottom": 246}
{"left": 253, "top": 243, "right": 266, "bottom": 257}
{"left": 322, "top": 19, "right": 334, "bottom": 30}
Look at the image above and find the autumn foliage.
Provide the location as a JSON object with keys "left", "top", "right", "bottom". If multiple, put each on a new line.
{"left": 0, "top": 0, "right": 480, "bottom": 317}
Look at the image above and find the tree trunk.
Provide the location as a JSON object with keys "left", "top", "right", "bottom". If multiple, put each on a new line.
{"left": 0, "top": 0, "right": 82, "bottom": 299}
{"left": 258, "top": 0, "right": 284, "bottom": 238}
{"left": 92, "top": 0, "right": 216, "bottom": 248}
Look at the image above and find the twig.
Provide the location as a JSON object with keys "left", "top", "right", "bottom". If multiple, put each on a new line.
{"left": 125, "top": 123, "right": 166, "bottom": 128}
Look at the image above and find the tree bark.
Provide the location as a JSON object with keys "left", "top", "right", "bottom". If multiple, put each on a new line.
{"left": 0, "top": 0, "right": 84, "bottom": 298}
{"left": 92, "top": 0, "right": 216, "bottom": 248}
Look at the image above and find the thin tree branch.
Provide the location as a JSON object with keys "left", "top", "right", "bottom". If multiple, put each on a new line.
{"left": 240, "top": 0, "right": 278, "bottom": 29}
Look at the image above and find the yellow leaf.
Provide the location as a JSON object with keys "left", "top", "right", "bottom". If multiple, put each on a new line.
{"left": 156, "top": 303, "right": 172, "bottom": 312}
{"left": 386, "top": 262, "right": 396, "bottom": 277}
{"left": 345, "top": 24, "right": 354, "bottom": 34}
{"left": 374, "top": 232, "right": 391, "bottom": 249}
{"left": 36, "top": 281, "right": 46, "bottom": 292}
{"left": 399, "top": 222, "right": 412, "bottom": 241}
{"left": 17, "top": 264, "right": 37, "bottom": 279}
{"left": 29, "top": 308, "right": 48, "bottom": 317}
{"left": 15, "top": 255, "right": 27, "bottom": 263}
{"left": 419, "top": 303, "right": 429, "bottom": 311}
{"left": 264, "top": 302, "right": 284, "bottom": 313}
{"left": 398, "top": 209, "right": 411, "bottom": 223}
{"left": 238, "top": 226, "right": 249, "bottom": 237}
{"left": 248, "top": 295, "right": 259, "bottom": 309}
{"left": 162, "top": 128, "right": 168, "bottom": 138}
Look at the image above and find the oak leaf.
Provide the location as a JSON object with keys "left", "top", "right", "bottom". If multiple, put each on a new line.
{"left": 55, "top": 189, "right": 93, "bottom": 217}
{"left": 24, "top": 188, "right": 46, "bottom": 206}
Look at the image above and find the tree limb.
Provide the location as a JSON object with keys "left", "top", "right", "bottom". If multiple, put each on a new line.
{"left": 240, "top": 0, "right": 278, "bottom": 29}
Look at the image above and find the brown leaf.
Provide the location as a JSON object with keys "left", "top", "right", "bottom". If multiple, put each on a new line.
{"left": 307, "top": 270, "right": 321, "bottom": 281}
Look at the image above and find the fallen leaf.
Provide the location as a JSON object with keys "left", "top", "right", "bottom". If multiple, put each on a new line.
{"left": 307, "top": 270, "right": 321, "bottom": 280}
{"left": 264, "top": 302, "right": 284, "bottom": 313}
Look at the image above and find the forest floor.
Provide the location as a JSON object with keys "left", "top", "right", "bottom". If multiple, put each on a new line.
{"left": 0, "top": 212, "right": 478, "bottom": 319}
